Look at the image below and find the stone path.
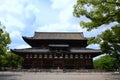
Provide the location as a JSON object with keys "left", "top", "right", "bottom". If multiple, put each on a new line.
{"left": 0, "top": 72, "right": 119, "bottom": 80}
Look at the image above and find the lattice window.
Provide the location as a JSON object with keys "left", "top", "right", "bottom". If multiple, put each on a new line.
{"left": 30, "top": 54, "right": 32, "bottom": 58}
{"left": 85, "top": 55, "right": 88, "bottom": 59}
{"left": 85, "top": 60, "right": 92, "bottom": 65}
{"left": 49, "top": 54, "right": 52, "bottom": 58}
{"left": 88, "top": 55, "right": 91, "bottom": 59}
{"left": 54, "top": 56, "right": 58, "bottom": 58}
{"left": 59, "top": 53, "right": 63, "bottom": 58}
{"left": 44, "top": 54, "right": 47, "bottom": 58}
{"left": 54, "top": 54, "right": 58, "bottom": 58}
{"left": 70, "top": 54, "right": 73, "bottom": 58}
{"left": 34, "top": 54, "right": 37, "bottom": 58}
{"left": 39, "top": 54, "right": 42, "bottom": 58}
{"left": 80, "top": 54, "right": 83, "bottom": 59}
{"left": 59, "top": 55, "right": 63, "bottom": 58}
{"left": 26, "top": 54, "right": 29, "bottom": 58}
{"left": 65, "top": 54, "right": 68, "bottom": 58}
{"left": 75, "top": 54, "right": 78, "bottom": 58}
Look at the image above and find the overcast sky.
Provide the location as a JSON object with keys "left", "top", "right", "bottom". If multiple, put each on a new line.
{"left": 0, "top": 0, "right": 112, "bottom": 49}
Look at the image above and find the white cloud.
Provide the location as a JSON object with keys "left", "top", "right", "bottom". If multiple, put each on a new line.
{"left": 0, "top": 0, "right": 41, "bottom": 41}
{"left": 87, "top": 44, "right": 100, "bottom": 49}
{"left": 51, "top": 0, "right": 73, "bottom": 9}
{"left": 0, "top": 0, "right": 24, "bottom": 14}
{"left": 5, "top": 15, "right": 25, "bottom": 31}
{"left": 0, "top": 1, "right": 25, "bottom": 31}
{"left": 59, "top": 4, "right": 73, "bottom": 23}
{"left": 36, "top": 23, "right": 86, "bottom": 32}
{"left": 10, "top": 31, "right": 21, "bottom": 39}
{"left": 51, "top": 0, "right": 76, "bottom": 23}
{"left": 0, "top": 0, "right": 39, "bottom": 48}
{"left": 0, "top": 0, "right": 112, "bottom": 50}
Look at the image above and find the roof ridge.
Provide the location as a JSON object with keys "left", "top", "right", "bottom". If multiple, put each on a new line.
{"left": 35, "top": 32, "right": 83, "bottom": 34}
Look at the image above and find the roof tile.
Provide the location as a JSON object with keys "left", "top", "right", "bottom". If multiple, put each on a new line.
{"left": 33, "top": 32, "right": 85, "bottom": 39}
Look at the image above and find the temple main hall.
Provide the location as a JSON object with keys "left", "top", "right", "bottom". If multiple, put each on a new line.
{"left": 11, "top": 32, "right": 101, "bottom": 69}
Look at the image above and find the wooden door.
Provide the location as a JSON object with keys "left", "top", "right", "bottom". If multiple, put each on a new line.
{"left": 53, "top": 59, "right": 63, "bottom": 69}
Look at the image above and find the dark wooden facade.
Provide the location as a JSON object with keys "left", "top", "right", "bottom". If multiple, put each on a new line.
{"left": 11, "top": 32, "right": 101, "bottom": 69}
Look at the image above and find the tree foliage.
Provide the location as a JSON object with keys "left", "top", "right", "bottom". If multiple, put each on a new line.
{"left": 0, "top": 23, "right": 24, "bottom": 69}
{"left": 73, "top": 0, "right": 120, "bottom": 71}
{"left": 0, "top": 52, "right": 24, "bottom": 68}
{"left": 73, "top": 0, "right": 120, "bottom": 31}
{"left": 94, "top": 55, "right": 118, "bottom": 71}
{"left": 88, "top": 25, "right": 120, "bottom": 70}
{"left": 0, "top": 23, "right": 11, "bottom": 55}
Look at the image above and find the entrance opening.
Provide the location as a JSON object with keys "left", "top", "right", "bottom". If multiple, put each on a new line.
{"left": 53, "top": 60, "right": 63, "bottom": 69}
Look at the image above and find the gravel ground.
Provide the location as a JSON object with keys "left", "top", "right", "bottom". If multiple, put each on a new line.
{"left": 0, "top": 71, "right": 119, "bottom": 80}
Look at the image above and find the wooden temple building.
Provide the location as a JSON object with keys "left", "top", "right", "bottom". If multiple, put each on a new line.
{"left": 11, "top": 32, "right": 101, "bottom": 69}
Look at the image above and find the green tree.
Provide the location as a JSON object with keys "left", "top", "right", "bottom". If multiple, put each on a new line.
{"left": 5, "top": 52, "right": 24, "bottom": 68}
{"left": 94, "top": 55, "right": 118, "bottom": 71}
{"left": 73, "top": 0, "right": 120, "bottom": 31}
{"left": 90, "top": 25, "right": 120, "bottom": 70}
{"left": 0, "top": 23, "right": 11, "bottom": 68}
{"left": 0, "top": 55, "right": 7, "bottom": 67}
{"left": 0, "top": 52, "right": 24, "bottom": 69}
{"left": 0, "top": 23, "right": 11, "bottom": 55}
{"left": 73, "top": 0, "right": 120, "bottom": 71}
{"left": 0, "top": 23, "right": 24, "bottom": 69}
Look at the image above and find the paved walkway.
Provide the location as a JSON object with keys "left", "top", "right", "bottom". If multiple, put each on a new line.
{"left": 0, "top": 71, "right": 119, "bottom": 80}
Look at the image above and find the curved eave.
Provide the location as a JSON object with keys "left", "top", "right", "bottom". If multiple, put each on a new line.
{"left": 11, "top": 49, "right": 21, "bottom": 55}
{"left": 11, "top": 49, "right": 15, "bottom": 53}
{"left": 22, "top": 36, "right": 88, "bottom": 47}
{"left": 22, "top": 36, "right": 34, "bottom": 47}
{"left": 11, "top": 48, "right": 50, "bottom": 54}
{"left": 22, "top": 36, "right": 88, "bottom": 40}
{"left": 70, "top": 49, "right": 101, "bottom": 53}
{"left": 70, "top": 49, "right": 102, "bottom": 57}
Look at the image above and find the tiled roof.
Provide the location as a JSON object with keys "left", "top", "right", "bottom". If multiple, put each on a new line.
{"left": 33, "top": 32, "right": 85, "bottom": 40}
{"left": 11, "top": 48, "right": 49, "bottom": 53}
{"left": 11, "top": 48, "right": 101, "bottom": 54}
{"left": 70, "top": 48, "right": 101, "bottom": 53}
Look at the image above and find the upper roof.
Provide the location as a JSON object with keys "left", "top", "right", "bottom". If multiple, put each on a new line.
{"left": 22, "top": 32, "right": 88, "bottom": 47}
{"left": 32, "top": 32, "right": 86, "bottom": 40}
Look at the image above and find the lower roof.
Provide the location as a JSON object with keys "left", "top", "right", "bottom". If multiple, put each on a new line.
{"left": 11, "top": 48, "right": 101, "bottom": 54}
